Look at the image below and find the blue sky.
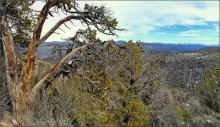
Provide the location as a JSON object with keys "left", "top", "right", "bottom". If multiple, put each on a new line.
{"left": 34, "top": 1, "right": 219, "bottom": 45}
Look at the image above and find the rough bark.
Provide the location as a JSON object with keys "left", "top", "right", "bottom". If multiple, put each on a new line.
{"left": 18, "top": 0, "right": 52, "bottom": 97}
{"left": 0, "top": 30, "right": 3, "bottom": 56}
{"left": 1, "top": 14, "right": 33, "bottom": 124}
{"left": 0, "top": 1, "right": 71, "bottom": 122}
{"left": 18, "top": 0, "right": 80, "bottom": 97}
{"left": 1, "top": 0, "right": 120, "bottom": 124}
{"left": 0, "top": 15, "right": 18, "bottom": 115}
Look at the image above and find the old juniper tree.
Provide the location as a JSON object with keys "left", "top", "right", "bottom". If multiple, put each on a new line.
{"left": 0, "top": 0, "right": 121, "bottom": 124}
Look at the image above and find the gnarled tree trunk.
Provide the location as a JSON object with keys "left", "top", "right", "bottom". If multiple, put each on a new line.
{"left": 1, "top": 13, "right": 34, "bottom": 124}
{"left": 0, "top": 11, "right": 89, "bottom": 124}
{"left": 0, "top": 0, "right": 120, "bottom": 125}
{"left": 0, "top": 15, "right": 20, "bottom": 122}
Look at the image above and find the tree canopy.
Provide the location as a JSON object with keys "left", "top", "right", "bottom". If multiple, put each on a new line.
{"left": 0, "top": 0, "right": 123, "bottom": 124}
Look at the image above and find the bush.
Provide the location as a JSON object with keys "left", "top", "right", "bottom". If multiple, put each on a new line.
{"left": 199, "top": 67, "right": 220, "bottom": 113}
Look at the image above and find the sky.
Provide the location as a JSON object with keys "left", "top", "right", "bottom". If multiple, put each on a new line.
{"left": 33, "top": 1, "right": 220, "bottom": 45}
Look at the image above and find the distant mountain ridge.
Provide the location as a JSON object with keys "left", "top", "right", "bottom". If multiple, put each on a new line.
{"left": 117, "top": 40, "right": 219, "bottom": 52}
{"left": 35, "top": 41, "right": 220, "bottom": 87}
{"left": 36, "top": 41, "right": 219, "bottom": 60}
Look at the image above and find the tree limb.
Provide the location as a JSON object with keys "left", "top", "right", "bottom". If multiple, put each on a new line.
{"left": 33, "top": 0, "right": 64, "bottom": 41}
{"left": 39, "top": 15, "right": 82, "bottom": 43}
{"left": 32, "top": 43, "right": 93, "bottom": 95}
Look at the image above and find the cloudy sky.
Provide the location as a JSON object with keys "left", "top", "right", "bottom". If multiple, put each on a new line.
{"left": 34, "top": 1, "right": 219, "bottom": 45}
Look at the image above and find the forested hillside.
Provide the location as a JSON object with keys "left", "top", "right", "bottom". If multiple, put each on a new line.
{"left": 161, "top": 48, "right": 220, "bottom": 88}
{"left": 2, "top": 41, "right": 220, "bottom": 126}
{"left": 0, "top": 0, "right": 219, "bottom": 126}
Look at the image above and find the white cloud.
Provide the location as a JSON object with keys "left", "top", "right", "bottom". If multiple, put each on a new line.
{"left": 178, "top": 27, "right": 219, "bottom": 39}
{"left": 179, "top": 33, "right": 199, "bottom": 37}
{"left": 98, "top": 1, "right": 219, "bottom": 42}
{"left": 32, "top": 1, "right": 219, "bottom": 42}
{"left": 196, "top": 37, "right": 219, "bottom": 40}
{"left": 178, "top": 30, "right": 200, "bottom": 37}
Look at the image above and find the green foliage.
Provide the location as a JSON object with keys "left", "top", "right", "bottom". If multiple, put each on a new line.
{"left": 117, "top": 41, "right": 144, "bottom": 79}
{"left": 63, "top": 0, "right": 73, "bottom": 10}
{"left": 124, "top": 41, "right": 144, "bottom": 78}
{"left": 87, "top": 29, "right": 97, "bottom": 41}
{"left": 4, "top": 0, "right": 36, "bottom": 46}
{"left": 103, "top": 73, "right": 113, "bottom": 89}
{"left": 83, "top": 3, "right": 119, "bottom": 34}
{"left": 33, "top": 41, "right": 152, "bottom": 126}
{"left": 176, "top": 106, "right": 190, "bottom": 122}
{"left": 199, "top": 67, "right": 220, "bottom": 113}
{"left": 124, "top": 99, "right": 150, "bottom": 126}
{"left": 31, "top": 41, "right": 220, "bottom": 126}
{"left": 72, "top": 92, "right": 108, "bottom": 126}
{"left": 107, "top": 18, "right": 118, "bottom": 29}
{"left": 106, "top": 41, "right": 151, "bottom": 126}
